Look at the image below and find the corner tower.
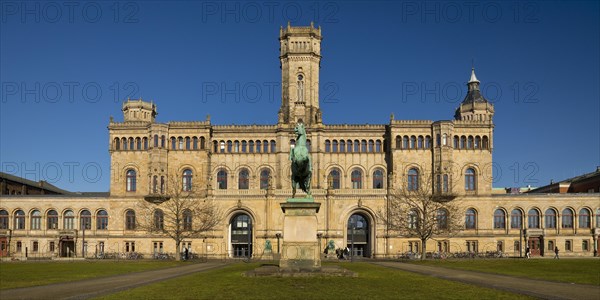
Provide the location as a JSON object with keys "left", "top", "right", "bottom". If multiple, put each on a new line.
{"left": 122, "top": 98, "right": 157, "bottom": 123}
{"left": 455, "top": 68, "right": 494, "bottom": 122}
{"left": 279, "top": 22, "right": 322, "bottom": 125}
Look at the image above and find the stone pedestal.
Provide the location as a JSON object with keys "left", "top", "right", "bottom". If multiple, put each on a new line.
{"left": 279, "top": 199, "right": 321, "bottom": 272}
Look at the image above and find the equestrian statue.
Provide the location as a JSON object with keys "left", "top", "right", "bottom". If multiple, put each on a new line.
{"left": 290, "top": 123, "right": 312, "bottom": 198}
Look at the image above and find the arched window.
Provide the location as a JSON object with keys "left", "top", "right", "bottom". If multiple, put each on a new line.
{"left": 527, "top": 209, "right": 540, "bottom": 228}
{"left": 263, "top": 140, "right": 269, "bottom": 153}
{"left": 47, "top": 209, "right": 58, "bottom": 229}
{"left": 376, "top": 140, "right": 382, "bottom": 152}
{"left": 328, "top": 169, "right": 341, "bottom": 189}
{"left": 14, "top": 210, "right": 25, "bottom": 230}
{"left": 249, "top": 140, "right": 254, "bottom": 153}
{"left": 161, "top": 135, "right": 166, "bottom": 148}
{"left": 425, "top": 136, "right": 431, "bottom": 149}
{"left": 475, "top": 136, "right": 481, "bottom": 149}
{"left": 183, "top": 209, "right": 192, "bottom": 231}
{"left": 467, "top": 136, "right": 473, "bottom": 149}
{"left": 373, "top": 169, "right": 384, "bottom": 189}
{"left": 465, "top": 168, "right": 476, "bottom": 191}
{"left": 153, "top": 209, "right": 164, "bottom": 230}
{"left": 171, "top": 137, "right": 176, "bottom": 150}
{"left": 437, "top": 209, "right": 448, "bottom": 229}
{"left": 178, "top": 137, "right": 184, "bottom": 150}
{"left": 185, "top": 137, "right": 191, "bottom": 150}
{"left": 494, "top": 209, "right": 506, "bottom": 229}
{"left": 143, "top": 137, "right": 148, "bottom": 150}
{"left": 410, "top": 136, "right": 416, "bottom": 149}
{"left": 402, "top": 136, "right": 409, "bottom": 149}
{"left": 200, "top": 136, "right": 206, "bottom": 149}
{"left": 129, "top": 138, "right": 134, "bottom": 150}
{"left": 460, "top": 136, "right": 466, "bottom": 149}
{"left": 232, "top": 141, "right": 239, "bottom": 152}
{"left": 193, "top": 137, "right": 198, "bottom": 150}
{"left": 442, "top": 174, "right": 449, "bottom": 193}
{"left": 152, "top": 175, "right": 158, "bottom": 194}
{"left": 482, "top": 136, "right": 489, "bottom": 149}
{"left": 395, "top": 136, "right": 401, "bottom": 149}
{"left": 562, "top": 208, "right": 574, "bottom": 228}
{"left": 579, "top": 208, "right": 591, "bottom": 228}
{"left": 297, "top": 74, "right": 304, "bottom": 102}
{"left": 417, "top": 136, "right": 423, "bottom": 149}
{"left": 361, "top": 140, "right": 367, "bottom": 152}
{"left": 545, "top": 209, "right": 557, "bottom": 228}
{"left": 97, "top": 210, "right": 108, "bottom": 230}
{"left": 596, "top": 208, "right": 600, "bottom": 228}
{"left": 306, "top": 139, "right": 311, "bottom": 152}
{"left": 154, "top": 135, "right": 159, "bottom": 148}
{"left": 325, "top": 140, "right": 331, "bottom": 152}
{"left": 260, "top": 169, "right": 270, "bottom": 190}
{"left": 80, "top": 210, "right": 91, "bottom": 230}
{"left": 64, "top": 210, "right": 74, "bottom": 230}
{"left": 31, "top": 210, "right": 41, "bottom": 230}
{"left": 136, "top": 137, "right": 141, "bottom": 150}
{"left": 332, "top": 140, "right": 338, "bottom": 152}
{"left": 368, "top": 140, "right": 374, "bottom": 152}
{"left": 239, "top": 169, "right": 250, "bottom": 189}
{"left": 256, "top": 140, "right": 261, "bottom": 153}
{"left": 0, "top": 210, "right": 8, "bottom": 229}
{"left": 241, "top": 141, "right": 247, "bottom": 153}
{"left": 217, "top": 170, "right": 228, "bottom": 189}
{"left": 408, "top": 210, "right": 419, "bottom": 229}
{"left": 351, "top": 169, "right": 362, "bottom": 189}
{"left": 231, "top": 213, "right": 252, "bottom": 257}
{"left": 347, "top": 140, "right": 353, "bottom": 153}
{"left": 114, "top": 138, "right": 120, "bottom": 150}
{"left": 354, "top": 140, "right": 360, "bottom": 152}
{"left": 125, "top": 210, "right": 136, "bottom": 230}
{"left": 436, "top": 134, "right": 441, "bottom": 147}
{"left": 122, "top": 138, "right": 128, "bottom": 150}
{"left": 454, "top": 136, "right": 459, "bottom": 148}
{"left": 340, "top": 140, "right": 345, "bottom": 152}
{"left": 510, "top": 209, "right": 523, "bottom": 229}
{"left": 465, "top": 208, "right": 476, "bottom": 229}
{"left": 407, "top": 168, "right": 419, "bottom": 191}
{"left": 270, "top": 140, "right": 276, "bottom": 153}
{"left": 442, "top": 134, "right": 447, "bottom": 146}
{"left": 182, "top": 169, "right": 193, "bottom": 191}
{"left": 126, "top": 169, "right": 136, "bottom": 192}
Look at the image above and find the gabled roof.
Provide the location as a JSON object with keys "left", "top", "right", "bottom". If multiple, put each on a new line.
{"left": 0, "top": 172, "right": 74, "bottom": 195}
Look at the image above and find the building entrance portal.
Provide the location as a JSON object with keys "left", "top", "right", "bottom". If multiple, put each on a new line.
{"left": 347, "top": 213, "right": 370, "bottom": 258}
{"left": 528, "top": 237, "right": 542, "bottom": 256}
{"left": 230, "top": 213, "right": 252, "bottom": 258}
{"left": 60, "top": 237, "right": 75, "bottom": 257}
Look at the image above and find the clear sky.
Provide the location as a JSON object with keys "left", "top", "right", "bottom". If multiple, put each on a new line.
{"left": 1, "top": 1, "right": 599, "bottom": 192}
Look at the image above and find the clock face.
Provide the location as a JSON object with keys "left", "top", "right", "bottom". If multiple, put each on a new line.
{"left": 298, "top": 74, "right": 303, "bottom": 81}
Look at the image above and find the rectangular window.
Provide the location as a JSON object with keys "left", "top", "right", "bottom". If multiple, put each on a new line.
{"left": 408, "top": 241, "right": 419, "bottom": 253}
{"left": 582, "top": 240, "right": 589, "bottom": 251}
{"left": 16, "top": 241, "right": 22, "bottom": 252}
{"left": 547, "top": 240, "right": 555, "bottom": 252}
{"left": 466, "top": 241, "right": 478, "bottom": 253}
{"left": 497, "top": 241, "right": 504, "bottom": 252}
{"left": 565, "top": 240, "right": 572, "bottom": 252}
{"left": 49, "top": 242, "right": 55, "bottom": 252}
{"left": 32, "top": 241, "right": 39, "bottom": 252}
{"left": 513, "top": 241, "right": 520, "bottom": 252}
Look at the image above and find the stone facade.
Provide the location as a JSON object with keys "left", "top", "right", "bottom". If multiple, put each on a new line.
{"left": 1, "top": 24, "right": 598, "bottom": 260}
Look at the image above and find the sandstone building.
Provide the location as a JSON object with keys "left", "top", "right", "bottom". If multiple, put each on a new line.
{"left": 1, "top": 24, "right": 598, "bottom": 259}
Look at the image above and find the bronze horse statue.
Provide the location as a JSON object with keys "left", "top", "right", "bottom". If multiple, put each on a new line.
{"left": 290, "top": 123, "right": 312, "bottom": 198}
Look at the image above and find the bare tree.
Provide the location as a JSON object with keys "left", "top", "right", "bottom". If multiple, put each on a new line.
{"left": 379, "top": 172, "right": 463, "bottom": 259}
{"left": 137, "top": 175, "right": 221, "bottom": 261}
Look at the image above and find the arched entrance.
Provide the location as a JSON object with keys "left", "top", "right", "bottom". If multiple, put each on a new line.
{"left": 347, "top": 213, "right": 371, "bottom": 257}
{"left": 230, "top": 213, "right": 252, "bottom": 258}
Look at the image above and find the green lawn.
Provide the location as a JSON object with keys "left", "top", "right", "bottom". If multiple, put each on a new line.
{"left": 95, "top": 262, "right": 532, "bottom": 300}
{"left": 409, "top": 259, "right": 600, "bottom": 285}
{"left": 0, "top": 260, "right": 183, "bottom": 290}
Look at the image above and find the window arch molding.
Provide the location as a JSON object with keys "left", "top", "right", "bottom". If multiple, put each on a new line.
{"left": 493, "top": 208, "right": 507, "bottom": 229}
{"left": 370, "top": 167, "right": 386, "bottom": 189}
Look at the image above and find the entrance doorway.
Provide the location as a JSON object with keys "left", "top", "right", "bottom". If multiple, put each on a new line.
{"left": 528, "top": 237, "right": 542, "bottom": 256}
{"left": 0, "top": 237, "right": 7, "bottom": 257}
{"left": 60, "top": 237, "right": 75, "bottom": 257}
{"left": 230, "top": 213, "right": 252, "bottom": 258}
{"left": 347, "top": 213, "right": 370, "bottom": 257}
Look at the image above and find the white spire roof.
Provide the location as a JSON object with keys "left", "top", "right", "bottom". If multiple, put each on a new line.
{"left": 469, "top": 68, "right": 480, "bottom": 83}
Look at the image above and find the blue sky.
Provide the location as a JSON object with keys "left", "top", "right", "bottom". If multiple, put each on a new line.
{"left": 1, "top": 1, "right": 599, "bottom": 192}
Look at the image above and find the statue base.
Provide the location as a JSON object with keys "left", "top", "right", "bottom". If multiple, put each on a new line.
{"left": 279, "top": 199, "right": 321, "bottom": 272}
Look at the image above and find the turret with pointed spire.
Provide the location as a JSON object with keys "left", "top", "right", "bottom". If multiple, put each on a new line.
{"left": 455, "top": 68, "right": 494, "bottom": 121}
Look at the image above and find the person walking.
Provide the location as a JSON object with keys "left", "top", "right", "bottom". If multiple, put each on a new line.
{"left": 554, "top": 246, "right": 559, "bottom": 259}
{"left": 526, "top": 246, "right": 530, "bottom": 259}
